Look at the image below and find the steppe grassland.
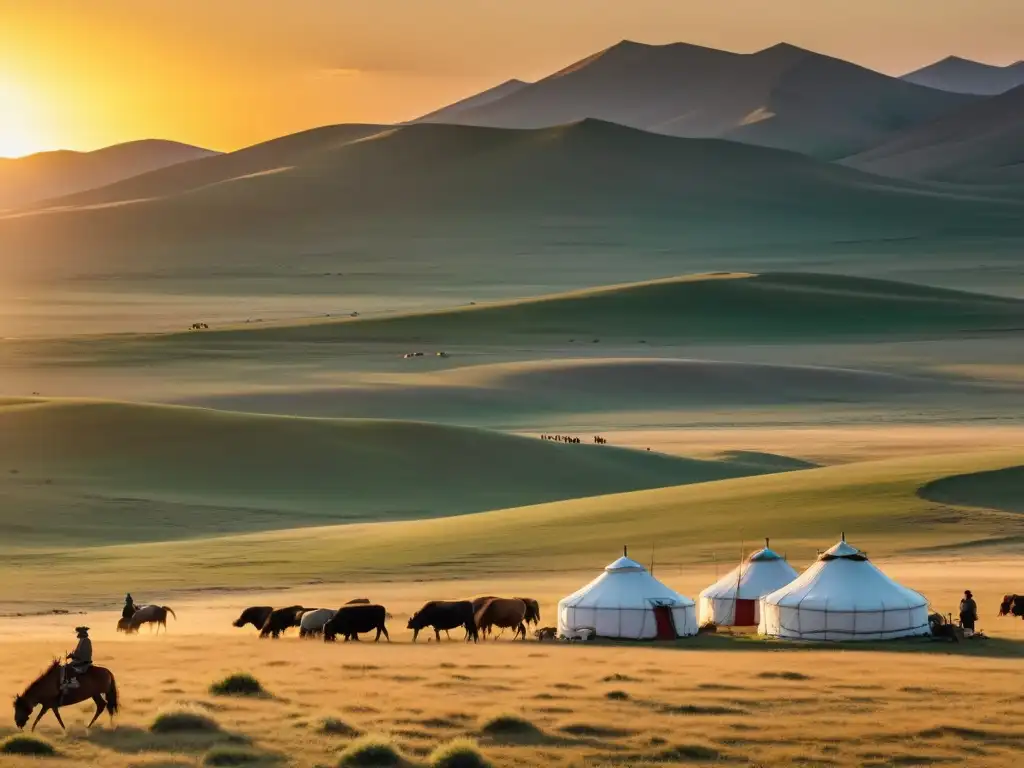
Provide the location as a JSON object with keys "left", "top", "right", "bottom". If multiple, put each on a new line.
{"left": 1, "top": 567, "right": 1023, "bottom": 768}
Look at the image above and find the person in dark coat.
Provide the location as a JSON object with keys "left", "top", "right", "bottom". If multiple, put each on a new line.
{"left": 959, "top": 590, "right": 978, "bottom": 632}
{"left": 122, "top": 593, "right": 136, "bottom": 621}
{"left": 61, "top": 626, "right": 93, "bottom": 696}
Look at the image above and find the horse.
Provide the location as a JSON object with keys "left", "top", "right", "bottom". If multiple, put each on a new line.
{"left": 13, "top": 660, "right": 119, "bottom": 731}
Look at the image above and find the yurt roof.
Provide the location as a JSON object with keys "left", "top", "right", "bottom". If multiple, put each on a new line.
{"left": 749, "top": 546, "right": 784, "bottom": 562}
{"left": 559, "top": 553, "right": 694, "bottom": 610}
{"left": 762, "top": 537, "right": 926, "bottom": 611}
{"left": 605, "top": 556, "right": 646, "bottom": 572}
{"left": 700, "top": 550, "right": 798, "bottom": 601}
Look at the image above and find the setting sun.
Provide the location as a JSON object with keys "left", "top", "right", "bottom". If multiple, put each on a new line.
{"left": 0, "top": 75, "right": 45, "bottom": 158}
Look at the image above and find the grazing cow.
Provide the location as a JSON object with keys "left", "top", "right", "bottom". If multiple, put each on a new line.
{"left": 999, "top": 595, "right": 1024, "bottom": 619}
{"left": 298, "top": 608, "right": 337, "bottom": 638}
{"left": 323, "top": 604, "right": 390, "bottom": 643}
{"left": 516, "top": 597, "right": 541, "bottom": 626}
{"left": 233, "top": 606, "right": 273, "bottom": 632}
{"left": 117, "top": 605, "right": 176, "bottom": 634}
{"left": 408, "top": 601, "right": 477, "bottom": 643}
{"left": 475, "top": 598, "right": 527, "bottom": 641}
{"left": 259, "top": 606, "right": 307, "bottom": 639}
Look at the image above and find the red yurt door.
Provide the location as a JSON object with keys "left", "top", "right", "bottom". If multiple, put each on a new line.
{"left": 653, "top": 606, "right": 677, "bottom": 639}
{"left": 734, "top": 599, "right": 756, "bottom": 626}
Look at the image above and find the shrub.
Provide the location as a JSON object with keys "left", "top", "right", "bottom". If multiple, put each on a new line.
{"left": 605, "top": 690, "right": 630, "bottom": 701}
{"left": 204, "top": 746, "right": 262, "bottom": 765}
{"left": 338, "top": 734, "right": 404, "bottom": 767}
{"left": 210, "top": 673, "right": 267, "bottom": 697}
{"left": 0, "top": 735, "right": 58, "bottom": 756}
{"left": 151, "top": 706, "right": 222, "bottom": 734}
{"left": 479, "top": 713, "right": 538, "bottom": 736}
{"left": 318, "top": 716, "right": 360, "bottom": 737}
{"left": 429, "top": 738, "right": 492, "bottom": 768}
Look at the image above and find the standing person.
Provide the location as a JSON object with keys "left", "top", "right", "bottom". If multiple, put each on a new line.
{"left": 122, "top": 593, "right": 135, "bottom": 621}
{"left": 959, "top": 590, "right": 978, "bottom": 635}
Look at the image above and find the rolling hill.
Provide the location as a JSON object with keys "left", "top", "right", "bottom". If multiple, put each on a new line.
{"left": 146, "top": 272, "right": 1024, "bottom": 349}
{"left": 4, "top": 449, "right": 1021, "bottom": 602}
{"left": 0, "top": 399, "right": 783, "bottom": 548}
{"left": 415, "top": 79, "right": 530, "bottom": 122}
{"left": 3, "top": 121, "right": 1022, "bottom": 291}
{"left": 0, "top": 139, "right": 216, "bottom": 210}
{"left": 417, "top": 40, "right": 976, "bottom": 158}
{"left": 902, "top": 56, "right": 1024, "bottom": 95}
{"left": 845, "top": 85, "right": 1024, "bottom": 183}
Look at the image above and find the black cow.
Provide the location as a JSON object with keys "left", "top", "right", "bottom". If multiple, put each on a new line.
{"left": 408, "top": 600, "right": 478, "bottom": 643}
{"left": 323, "top": 604, "right": 390, "bottom": 643}
{"left": 999, "top": 594, "right": 1024, "bottom": 619}
{"left": 233, "top": 606, "right": 273, "bottom": 632}
{"left": 516, "top": 597, "right": 541, "bottom": 626}
{"left": 259, "top": 605, "right": 307, "bottom": 639}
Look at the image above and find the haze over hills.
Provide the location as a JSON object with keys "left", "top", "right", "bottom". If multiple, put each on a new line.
{"left": 3, "top": 120, "right": 1022, "bottom": 292}
{"left": 0, "top": 139, "right": 216, "bottom": 210}
{"left": 416, "top": 40, "right": 976, "bottom": 159}
{"left": 902, "top": 56, "right": 1024, "bottom": 95}
{"left": 845, "top": 84, "right": 1024, "bottom": 183}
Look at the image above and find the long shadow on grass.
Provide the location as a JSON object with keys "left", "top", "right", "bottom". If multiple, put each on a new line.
{"left": 88, "top": 724, "right": 251, "bottom": 755}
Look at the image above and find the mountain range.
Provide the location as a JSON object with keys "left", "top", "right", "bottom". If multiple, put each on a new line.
{"left": 417, "top": 40, "right": 976, "bottom": 159}
{"left": 0, "top": 139, "right": 215, "bottom": 210}
{"left": 902, "top": 56, "right": 1024, "bottom": 95}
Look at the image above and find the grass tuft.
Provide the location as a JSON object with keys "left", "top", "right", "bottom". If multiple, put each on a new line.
{"left": 605, "top": 690, "right": 630, "bottom": 701}
{"left": 203, "top": 746, "right": 262, "bottom": 766}
{"left": 428, "top": 738, "right": 492, "bottom": 768}
{"left": 338, "top": 734, "right": 405, "bottom": 767}
{"left": 210, "top": 673, "right": 268, "bottom": 697}
{"left": 318, "top": 716, "right": 361, "bottom": 737}
{"left": 0, "top": 735, "right": 58, "bottom": 756}
{"left": 479, "top": 713, "right": 539, "bottom": 736}
{"left": 757, "top": 671, "right": 811, "bottom": 681}
{"left": 151, "top": 705, "right": 222, "bottom": 734}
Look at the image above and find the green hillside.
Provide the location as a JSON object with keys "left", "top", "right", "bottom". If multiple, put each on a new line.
{"left": 0, "top": 399, "right": 781, "bottom": 548}
{"left": 3, "top": 121, "right": 1023, "bottom": 292}
{"left": 151, "top": 272, "right": 1024, "bottom": 348}
{"left": 4, "top": 449, "right": 1021, "bottom": 604}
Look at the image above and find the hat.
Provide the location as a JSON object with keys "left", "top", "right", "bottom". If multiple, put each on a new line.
{"left": 75, "top": 626, "right": 90, "bottom": 633}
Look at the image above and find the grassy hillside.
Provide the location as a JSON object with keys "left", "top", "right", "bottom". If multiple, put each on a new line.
{"left": 0, "top": 399, "right": 782, "bottom": 548}
{"left": 3, "top": 449, "right": 1021, "bottom": 603}
{"left": 181, "top": 357, "right": 969, "bottom": 424}
{"left": 3, "top": 121, "right": 1022, "bottom": 291}
{"left": 919, "top": 466, "right": 1024, "bottom": 514}
{"left": 146, "top": 272, "right": 1024, "bottom": 349}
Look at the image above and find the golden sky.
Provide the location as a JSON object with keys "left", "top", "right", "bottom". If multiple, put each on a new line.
{"left": 1, "top": 0, "right": 1021, "bottom": 157}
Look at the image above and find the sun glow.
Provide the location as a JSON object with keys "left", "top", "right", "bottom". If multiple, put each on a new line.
{"left": 0, "top": 75, "right": 46, "bottom": 158}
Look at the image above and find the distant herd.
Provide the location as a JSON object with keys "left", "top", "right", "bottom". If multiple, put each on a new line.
{"left": 231, "top": 596, "right": 545, "bottom": 643}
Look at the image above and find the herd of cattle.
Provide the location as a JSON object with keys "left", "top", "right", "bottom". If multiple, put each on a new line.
{"left": 232, "top": 597, "right": 544, "bottom": 643}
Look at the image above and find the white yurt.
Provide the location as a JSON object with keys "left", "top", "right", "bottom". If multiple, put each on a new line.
{"left": 699, "top": 540, "right": 798, "bottom": 627}
{"left": 558, "top": 549, "right": 698, "bottom": 640}
{"left": 759, "top": 536, "right": 930, "bottom": 641}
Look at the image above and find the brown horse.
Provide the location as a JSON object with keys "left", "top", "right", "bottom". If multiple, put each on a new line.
{"left": 13, "top": 660, "right": 119, "bottom": 731}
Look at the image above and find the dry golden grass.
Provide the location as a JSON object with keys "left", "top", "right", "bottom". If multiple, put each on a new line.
{"left": 1, "top": 569, "right": 1022, "bottom": 767}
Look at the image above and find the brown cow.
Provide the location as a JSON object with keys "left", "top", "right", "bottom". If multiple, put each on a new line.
{"left": 999, "top": 595, "right": 1024, "bottom": 619}
{"left": 117, "top": 605, "right": 176, "bottom": 634}
{"left": 475, "top": 598, "right": 527, "bottom": 641}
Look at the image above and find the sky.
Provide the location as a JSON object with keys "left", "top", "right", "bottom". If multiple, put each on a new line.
{"left": 0, "top": 0, "right": 1021, "bottom": 157}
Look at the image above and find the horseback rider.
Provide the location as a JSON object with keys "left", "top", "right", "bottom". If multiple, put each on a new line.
{"left": 122, "top": 593, "right": 136, "bottom": 621}
{"left": 60, "top": 627, "right": 93, "bottom": 697}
